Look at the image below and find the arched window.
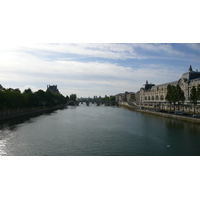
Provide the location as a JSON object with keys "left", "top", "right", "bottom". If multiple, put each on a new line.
{"left": 156, "top": 95, "right": 159, "bottom": 100}
{"left": 145, "top": 96, "right": 147, "bottom": 100}
{"left": 160, "top": 95, "right": 164, "bottom": 100}
{"left": 148, "top": 96, "right": 150, "bottom": 100}
{"left": 152, "top": 96, "right": 154, "bottom": 100}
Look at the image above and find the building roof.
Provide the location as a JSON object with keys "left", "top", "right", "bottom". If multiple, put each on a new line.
{"left": 47, "top": 85, "right": 60, "bottom": 95}
{"left": 151, "top": 80, "right": 178, "bottom": 88}
{"left": 181, "top": 65, "right": 200, "bottom": 81}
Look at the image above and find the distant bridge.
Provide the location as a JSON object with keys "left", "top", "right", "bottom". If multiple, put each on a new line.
{"left": 67, "top": 100, "right": 118, "bottom": 106}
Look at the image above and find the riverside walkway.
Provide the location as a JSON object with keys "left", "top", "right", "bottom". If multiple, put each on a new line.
{"left": 119, "top": 101, "right": 200, "bottom": 124}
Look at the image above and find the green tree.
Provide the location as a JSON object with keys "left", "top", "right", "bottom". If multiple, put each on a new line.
{"left": 104, "top": 95, "right": 110, "bottom": 102}
{"left": 0, "top": 90, "right": 5, "bottom": 110}
{"left": 171, "top": 85, "right": 178, "bottom": 111}
{"left": 0, "top": 84, "right": 66, "bottom": 111}
{"left": 0, "top": 84, "right": 5, "bottom": 91}
{"left": 166, "top": 85, "right": 173, "bottom": 111}
{"left": 66, "top": 95, "right": 70, "bottom": 102}
{"left": 190, "top": 86, "right": 198, "bottom": 114}
{"left": 70, "top": 94, "right": 77, "bottom": 101}
{"left": 197, "top": 84, "right": 200, "bottom": 100}
{"left": 23, "top": 88, "right": 33, "bottom": 94}
{"left": 176, "top": 84, "right": 185, "bottom": 110}
{"left": 110, "top": 96, "right": 116, "bottom": 101}
{"left": 166, "top": 84, "right": 185, "bottom": 111}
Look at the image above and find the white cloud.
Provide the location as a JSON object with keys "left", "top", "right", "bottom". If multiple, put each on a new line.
{"left": 0, "top": 43, "right": 189, "bottom": 66}
{"left": 2, "top": 43, "right": 142, "bottom": 60}
{"left": 0, "top": 43, "right": 199, "bottom": 97}
{"left": 130, "top": 43, "right": 184, "bottom": 56}
{"left": 186, "top": 43, "right": 200, "bottom": 51}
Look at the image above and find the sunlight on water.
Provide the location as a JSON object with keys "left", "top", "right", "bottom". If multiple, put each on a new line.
{"left": 1, "top": 105, "right": 200, "bottom": 156}
{"left": 0, "top": 130, "right": 7, "bottom": 156}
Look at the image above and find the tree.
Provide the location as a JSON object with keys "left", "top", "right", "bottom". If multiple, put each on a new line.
{"left": 171, "top": 85, "right": 178, "bottom": 111}
{"left": 0, "top": 90, "right": 5, "bottom": 110}
{"left": 176, "top": 84, "right": 185, "bottom": 110}
{"left": 104, "top": 95, "right": 110, "bottom": 102}
{"left": 197, "top": 84, "right": 200, "bottom": 100}
{"left": 23, "top": 88, "right": 33, "bottom": 94}
{"left": 70, "top": 94, "right": 77, "bottom": 101}
{"left": 0, "top": 84, "right": 5, "bottom": 91}
{"left": 166, "top": 85, "right": 173, "bottom": 111}
{"left": 190, "top": 86, "right": 198, "bottom": 114}
{"left": 166, "top": 84, "right": 185, "bottom": 111}
{"left": 66, "top": 95, "right": 70, "bottom": 102}
{"left": 110, "top": 96, "right": 116, "bottom": 101}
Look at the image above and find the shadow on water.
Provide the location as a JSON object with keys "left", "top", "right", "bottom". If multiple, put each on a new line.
{"left": 142, "top": 112, "right": 200, "bottom": 131}
{"left": 0, "top": 109, "right": 59, "bottom": 133}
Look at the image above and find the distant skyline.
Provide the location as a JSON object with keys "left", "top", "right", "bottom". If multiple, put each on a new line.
{"left": 1, "top": 43, "right": 200, "bottom": 97}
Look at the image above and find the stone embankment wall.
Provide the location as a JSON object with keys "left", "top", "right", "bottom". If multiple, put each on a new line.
{"left": 118, "top": 101, "right": 200, "bottom": 124}
{"left": 140, "top": 102, "right": 200, "bottom": 114}
{"left": 0, "top": 105, "right": 66, "bottom": 122}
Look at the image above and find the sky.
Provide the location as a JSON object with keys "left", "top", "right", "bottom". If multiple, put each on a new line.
{"left": 0, "top": 43, "right": 200, "bottom": 98}
{"left": 1, "top": 1, "right": 200, "bottom": 199}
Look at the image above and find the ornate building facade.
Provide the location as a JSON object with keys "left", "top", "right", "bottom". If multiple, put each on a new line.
{"left": 140, "top": 65, "right": 200, "bottom": 104}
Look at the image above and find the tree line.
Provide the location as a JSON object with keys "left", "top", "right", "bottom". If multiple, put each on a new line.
{"left": 85, "top": 95, "right": 115, "bottom": 102}
{"left": 0, "top": 84, "right": 77, "bottom": 111}
{"left": 166, "top": 84, "right": 200, "bottom": 112}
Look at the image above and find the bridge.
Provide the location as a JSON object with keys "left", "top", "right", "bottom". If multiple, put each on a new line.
{"left": 67, "top": 100, "right": 118, "bottom": 106}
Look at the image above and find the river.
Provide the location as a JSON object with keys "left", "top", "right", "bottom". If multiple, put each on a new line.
{"left": 1, "top": 104, "right": 200, "bottom": 156}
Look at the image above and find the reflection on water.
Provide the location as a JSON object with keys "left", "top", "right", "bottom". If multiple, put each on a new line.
{"left": 1, "top": 105, "right": 200, "bottom": 156}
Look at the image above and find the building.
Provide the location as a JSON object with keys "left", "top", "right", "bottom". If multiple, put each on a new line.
{"left": 140, "top": 65, "right": 200, "bottom": 104}
{"left": 47, "top": 85, "right": 60, "bottom": 95}
{"left": 115, "top": 91, "right": 135, "bottom": 103}
{"left": 135, "top": 91, "right": 140, "bottom": 103}
{"left": 126, "top": 92, "right": 136, "bottom": 102}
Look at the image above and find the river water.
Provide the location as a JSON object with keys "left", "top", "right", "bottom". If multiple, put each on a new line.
{"left": 1, "top": 104, "right": 200, "bottom": 156}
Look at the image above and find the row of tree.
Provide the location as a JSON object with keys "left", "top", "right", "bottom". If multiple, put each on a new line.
{"left": 77, "top": 95, "right": 116, "bottom": 103}
{"left": 165, "top": 84, "right": 185, "bottom": 110}
{"left": 90, "top": 95, "right": 115, "bottom": 102}
{"left": 190, "top": 85, "right": 200, "bottom": 113}
{"left": 165, "top": 84, "right": 200, "bottom": 112}
{"left": 0, "top": 84, "right": 77, "bottom": 110}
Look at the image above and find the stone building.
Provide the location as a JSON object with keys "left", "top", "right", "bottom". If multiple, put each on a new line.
{"left": 140, "top": 65, "right": 200, "bottom": 105}
{"left": 140, "top": 80, "right": 178, "bottom": 104}
{"left": 115, "top": 93, "right": 123, "bottom": 102}
{"left": 115, "top": 92, "right": 135, "bottom": 103}
{"left": 135, "top": 91, "right": 140, "bottom": 103}
{"left": 126, "top": 92, "right": 136, "bottom": 102}
{"left": 47, "top": 85, "right": 60, "bottom": 95}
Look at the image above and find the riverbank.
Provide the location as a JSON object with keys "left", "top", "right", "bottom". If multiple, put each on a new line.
{"left": 119, "top": 102, "right": 200, "bottom": 124}
{"left": 0, "top": 105, "right": 66, "bottom": 122}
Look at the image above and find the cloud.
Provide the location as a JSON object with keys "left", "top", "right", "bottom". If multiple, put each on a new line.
{"left": 5, "top": 43, "right": 144, "bottom": 60}
{"left": 0, "top": 43, "right": 191, "bottom": 65}
{"left": 186, "top": 43, "right": 200, "bottom": 51}
{"left": 1, "top": 43, "right": 200, "bottom": 97}
{"left": 130, "top": 43, "right": 185, "bottom": 56}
